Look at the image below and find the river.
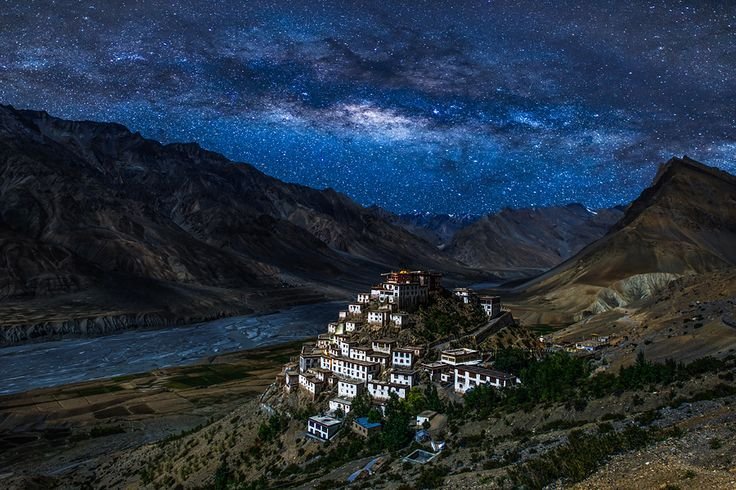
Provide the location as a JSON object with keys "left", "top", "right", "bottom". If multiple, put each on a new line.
{"left": 0, "top": 301, "right": 342, "bottom": 395}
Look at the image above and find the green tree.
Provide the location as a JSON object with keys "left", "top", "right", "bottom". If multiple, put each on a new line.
{"left": 382, "top": 392, "right": 412, "bottom": 450}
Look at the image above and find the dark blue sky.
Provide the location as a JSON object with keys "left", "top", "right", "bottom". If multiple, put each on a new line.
{"left": 1, "top": 0, "right": 734, "bottom": 213}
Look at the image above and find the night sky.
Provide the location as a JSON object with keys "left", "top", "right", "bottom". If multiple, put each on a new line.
{"left": 1, "top": 1, "right": 734, "bottom": 214}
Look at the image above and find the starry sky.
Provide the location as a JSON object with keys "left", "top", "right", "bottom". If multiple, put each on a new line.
{"left": 1, "top": 1, "right": 734, "bottom": 214}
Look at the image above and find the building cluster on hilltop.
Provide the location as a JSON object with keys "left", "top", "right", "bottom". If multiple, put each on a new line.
{"left": 275, "top": 270, "right": 519, "bottom": 441}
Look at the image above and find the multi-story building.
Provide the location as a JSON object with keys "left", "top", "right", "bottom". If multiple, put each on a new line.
{"left": 390, "top": 369, "right": 418, "bottom": 387}
{"left": 329, "top": 397, "right": 352, "bottom": 415}
{"left": 479, "top": 296, "right": 502, "bottom": 318}
{"left": 366, "top": 351, "right": 390, "bottom": 368}
{"left": 419, "top": 361, "right": 451, "bottom": 383}
{"left": 440, "top": 348, "right": 482, "bottom": 366}
{"left": 298, "top": 373, "right": 324, "bottom": 397}
{"left": 367, "top": 310, "right": 390, "bottom": 326}
{"left": 345, "top": 320, "right": 362, "bottom": 333}
{"left": 367, "top": 380, "right": 408, "bottom": 400}
{"left": 307, "top": 415, "right": 341, "bottom": 441}
{"left": 357, "top": 293, "right": 371, "bottom": 304}
{"left": 332, "top": 358, "right": 381, "bottom": 382}
{"left": 348, "top": 303, "right": 363, "bottom": 315}
{"left": 299, "top": 353, "right": 322, "bottom": 372}
{"left": 390, "top": 312, "right": 411, "bottom": 327}
{"left": 337, "top": 378, "right": 365, "bottom": 399}
{"left": 453, "top": 287, "right": 476, "bottom": 304}
{"left": 392, "top": 347, "right": 415, "bottom": 368}
{"left": 371, "top": 338, "right": 397, "bottom": 354}
{"left": 453, "top": 366, "right": 519, "bottom": 394}
{"left": 348, "top": 345, "right": 372, "bottom": 361}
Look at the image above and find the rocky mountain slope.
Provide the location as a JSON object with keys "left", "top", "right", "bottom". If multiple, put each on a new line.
{"left": 445, "top": 203, "right": 624, "bottom": 277}
{"left": 388, "top": 211, "right": 479, "bottom": 248}
{"left": 0, "top": 105, "right": 477, "bottom": 343}
{"left": 510, "top": 157, "right": 736, "bottom": 324}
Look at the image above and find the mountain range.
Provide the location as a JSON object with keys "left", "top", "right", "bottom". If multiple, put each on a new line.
{"left": 509, "top": 156, "right": 736, "bottom": 326}
{"left": 0, "top": 105, "right": 480, "bottom": 342}
{"left": 445, "top": 203, "right": 624, "bottom": 277}
{"left": 4, "top": 105, "right": 732, "bottom": 348}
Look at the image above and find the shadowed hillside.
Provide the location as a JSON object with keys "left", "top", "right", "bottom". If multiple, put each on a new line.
{"left": 510, "top": 156, "right": 736, "bottom": 324}
{"left": 0, "top": 105, "right": 479, "bottom": 342}
{"left": 446, "top": 203, "right": 623, "bottom": 277}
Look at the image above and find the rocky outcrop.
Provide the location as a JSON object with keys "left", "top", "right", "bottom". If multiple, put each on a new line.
{"left": 584, "top": 272, "right": 681, "bottom": 317}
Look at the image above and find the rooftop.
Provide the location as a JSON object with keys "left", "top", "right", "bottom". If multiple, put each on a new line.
{"left": 309, "top": 415, "right": 341, "bottom": 427}
{"left": 392, "top": 368, "right": 418, "bottom": 375}
{"left": 441, "top": 347, "right": 479, "bottom": 355}
{"left": 355, "top": 417, "right": 382, "bottom": 429}
{"left": 456, "top": 365, "right": 517, "bottom": 379}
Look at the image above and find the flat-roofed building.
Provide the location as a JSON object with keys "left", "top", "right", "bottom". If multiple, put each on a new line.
{"left": 337, "top": 378, "right": 365, "bottom": 399}
{"left": 345, "top": 320, "right": 363, "bottom": 333}
{"left": 371, "top": 338, "right": 397, "bottom": 354}
{"left": 357, "top": 293, "right": 371, "bottom": 304}
{"left": 367, "top": 351, "right": 390, "bottom": 368}
{"left": 332, "top": 358, "right": 381, "bottom": 382}
{"left": 329, "top": 397, "right": 352, "bottom": 415}
{"left": 390, "top": 312, "right": 411, "bottom": 327}
{"left": 348, "top": 303, "right": 363, "bottom": 315}
{"left": 440, "top": 348, "right": 482, "bottom": 366}
{"left": 420, "top": 361, "right": 451, "bottom": 383}
{"left": 479, "top": 296, "right": 502, "bottom": 318}
{"left": 392, "top": 347, "right": 415, "bottom": 368}
{"left": 367, "top": 310, "right": 390, "bottom": 326}
{"left": 367, "top": 380, "right": 408, "bottom": 400}
{"left": 352, "top": 417, "right": 382, "bottom": 438}
{"left": 349, "top": 345, "right": 372, "bottom": 361}
{"left": 453, "top": 287, "right": 475, "bottom": 304}
{"left": 307, "top": 415, "right": 341, "bottom": 441}
{"left": 454, "top": 366, "right": 519, "bottom": 394}
{"left": 299, "top": 353, "right": 322, "bottom": 372}
{"left": 298, "top": 373, "right": 324, "bottom": 397}
{"left": 390, "top": 368, "right": 418, "bottom": 387}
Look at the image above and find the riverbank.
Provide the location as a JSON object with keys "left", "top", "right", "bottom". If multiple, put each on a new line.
{"left": 0, "top": 340, "right": 304, "bottom": 484}
{"left": 0, "top": 300, "right": 341, "bottom": 395}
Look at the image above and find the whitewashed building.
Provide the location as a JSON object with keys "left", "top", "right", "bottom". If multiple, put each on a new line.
{"left": 345, "top": 321, "right": 362, "bottom": 333}
{"left": 332, "top": 358, "right": 381, "bottom": 382}
{"left": 337, "top": 378, "right": 365, "bottom": 399}
{"left": 348, "top": 345, "right": 372, "bottom": 361}
{"left": 329, "top": 398, "right": 352, "bottom": 415}
{"left": 367, "top": 380, "right": 407, "bottom": 400}
{"left": 348, "top": 303, "right": 363, "bottom": 315}
{"left": 371, "top": 339, "right": 397, "bottom": 354}
{"left": 390, "top": 312, "right": 411, "bottom": 327}
{"left": 392, "top": 348, "right": 415, "bottom": 368}
{"left": 367, "top": 310, "right": 390, "bottom": 326}
{"left": 390, "top": 369, "right": 418, "bottom": 387}
{"left": 453, "top": 287, "right": 476, "bottom": 304}
{"left": 307, "top": 415, "right": 341, "bottom": 441}
{"left": 298, "top": 373, "right": 324, "bottom": 396}
{"left": 367, "top": 351, "right": 390, "bottom": 368}
{"left": 357, "top": 293, "right": 371, "bottom": 304}
{"left": 453, "top": 366, "right": 519, "bottom": 394}
{"left": 440, "top": 348, "right": 482, "bottom": 366}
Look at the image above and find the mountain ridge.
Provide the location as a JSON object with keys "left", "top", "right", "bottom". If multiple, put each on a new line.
{"left": 0, "top": 104, "right": 481, "bottom": 343}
